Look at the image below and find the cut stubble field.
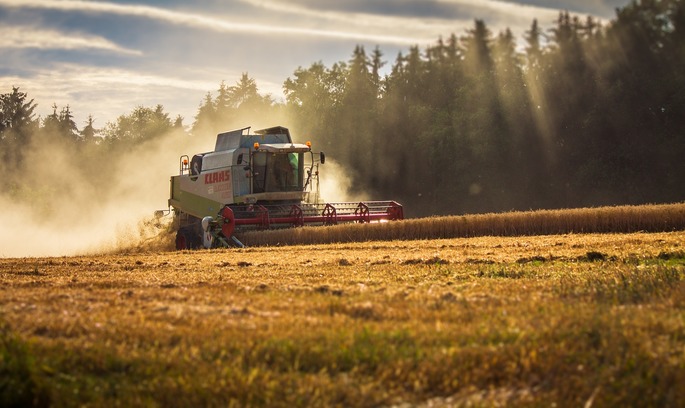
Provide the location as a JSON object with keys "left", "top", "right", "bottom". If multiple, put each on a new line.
{"left": 1, "top": 231, "right": 684, "bottom": 407}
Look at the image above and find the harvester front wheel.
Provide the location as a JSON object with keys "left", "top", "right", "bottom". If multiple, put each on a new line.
{"left": 175, "top": 230, "right": 201, "bottom": 250}
{"left": 175, "top": 231, "right": 190, "bottom": 250}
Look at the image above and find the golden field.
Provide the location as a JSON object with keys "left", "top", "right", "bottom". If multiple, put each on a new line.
{"left": 1, "top": 229, "right": 684, "bottom": 406}
{"left": 239, "top": 202, "right": 685, "bottom": 246}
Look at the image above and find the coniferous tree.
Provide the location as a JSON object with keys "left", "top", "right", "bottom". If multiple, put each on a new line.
{"left": 338, "top": 45, "right": 379, "bottom": 191}
{"left": 0, "top": 87, "right": 38, "bottom": 174}
{"left": 41, "top": 103, "right": 79, "bottom": 143}
{"left": 192, "top": 74, "right": 273, "bottom": 136}
{"left": 192, "top": 92, "right": 217, "bottom": 137}
{"left": 60, "top": 105, "right": 79, "bottom": 142}
{"left": 228, "top": 73, "right": 273, "bottom": 124}
{"left": 41, "top": 103, "right": 62, "bottom": 139}
{"left": 214, "top": 81, "right": 231, "bottom": 123}
{"left": 0, "top": 87, "right": 37, "bottom": 138}
{"left": 81, "top": 115, "right": 98, "bottom": 144}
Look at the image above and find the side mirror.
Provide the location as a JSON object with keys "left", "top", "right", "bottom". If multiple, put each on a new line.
{"left": 320, "top": 152, "right": 326, "bottom": 164}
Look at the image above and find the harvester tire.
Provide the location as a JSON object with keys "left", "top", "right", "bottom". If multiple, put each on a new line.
{"left": 176, "top": 231, "right": 201, "bottom": 250}
{"left": 176, "top": 228, "right": 203, "bottom": 250}
{"left": 175, "top": 231, "right": 190, "bottom": 250}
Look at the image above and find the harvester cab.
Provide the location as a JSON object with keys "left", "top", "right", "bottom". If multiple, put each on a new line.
{"left": 168, "top": 126, "right": 403, "bottom": 249}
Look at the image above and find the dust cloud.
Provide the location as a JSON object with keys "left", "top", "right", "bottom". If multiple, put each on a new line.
{"left": 0, "top": 130, "right": 200, "bottom": 258}
{"left": 316, "top": 158, "right": 369, "bottom": 204}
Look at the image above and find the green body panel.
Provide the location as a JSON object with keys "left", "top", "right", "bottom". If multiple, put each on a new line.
{"left": 169, "top": 176, "right": 224, "bottom": 220}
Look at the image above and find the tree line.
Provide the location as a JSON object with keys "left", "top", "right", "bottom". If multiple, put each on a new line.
{"left": 2, "top": 0, "right": 684, "bottom": 217}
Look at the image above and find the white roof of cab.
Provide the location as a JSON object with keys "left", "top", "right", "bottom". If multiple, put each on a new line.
{"left": 257, "top": 143, "right": 311, "bottom": 153}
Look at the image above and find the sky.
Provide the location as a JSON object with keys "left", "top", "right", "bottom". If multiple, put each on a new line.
{"left": 1, "top": 0, "right": 632, "bottom": 129}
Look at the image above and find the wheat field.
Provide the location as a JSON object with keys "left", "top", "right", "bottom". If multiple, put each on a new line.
{"left": 239, "top": 202, "right": 685, "bottom": 246}
{"left": 1, "top": 225, "right": 684, "bottom": 406}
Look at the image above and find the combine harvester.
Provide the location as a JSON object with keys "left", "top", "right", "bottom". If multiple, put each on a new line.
{"left": 165, "top": 126, "right": 403, "bottom": 249}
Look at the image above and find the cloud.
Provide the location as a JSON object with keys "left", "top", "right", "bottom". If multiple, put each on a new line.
{"left": 0, "top": 0, "right": 614, "bottom": 66}
{"left": 0, "top": 25, "right": 141, "bottom": 55}
{"left": 2, "top": 64, "right": 212, "bottom": 124}
{"left": 235, "top": 0, "right": 460, "bottom": 33}
{"left": 241, "top": 0, "right": 561, "bottom": 21}
{"left": 0, "top": 0, "right": 432, "bottom": 45}
{"left": 2, "top": 63, "right": 286, "bottom": 127}
{"left": 234, "top": 0, "right": 592, "bottom": 36}
{"left": 244, "top": 0, "right": 615, "bottom": 19}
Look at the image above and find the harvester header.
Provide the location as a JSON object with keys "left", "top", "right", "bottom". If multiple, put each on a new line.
{"left": 165, "top": 125, "right": 403, "bottom": 249}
